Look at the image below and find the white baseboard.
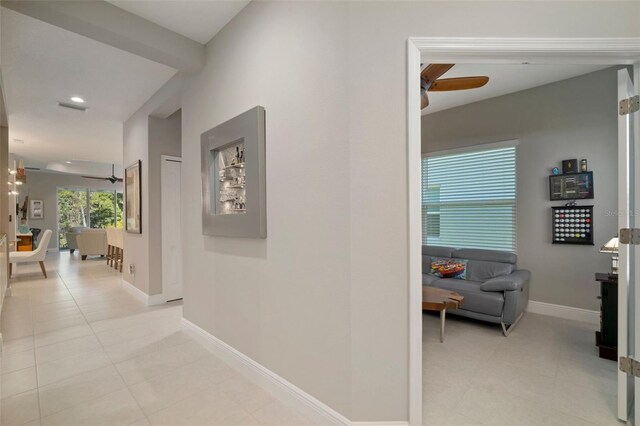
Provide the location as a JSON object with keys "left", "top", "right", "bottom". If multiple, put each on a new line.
{"left": 121, "top": 279, "right": 165, "bottom": 306}
{"left": 526, "top": 300, "right": 599, "bottom": 325}
{"left": 182, "top": 318, "right": 404, "bottom": 426}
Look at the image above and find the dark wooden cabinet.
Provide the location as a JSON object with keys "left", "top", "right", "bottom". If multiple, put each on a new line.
{"left": 595, "top": 272, "right": 617, "bottom": 361}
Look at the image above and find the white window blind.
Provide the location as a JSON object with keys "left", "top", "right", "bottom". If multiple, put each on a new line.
{"left": 422, "top": 146, "right": 516, "bottom": 252}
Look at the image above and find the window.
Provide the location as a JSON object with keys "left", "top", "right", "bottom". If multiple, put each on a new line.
{"left": 421, "top": 145, "right": 517, "bottom": 252}
{"left": 57, "top": 188, "right": 123, "bottom": 249}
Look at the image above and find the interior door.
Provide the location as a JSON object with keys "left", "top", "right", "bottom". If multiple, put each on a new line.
{"left": 618, "top": 65, "right": 639, "bottom": 423}
{"left": 161, "top": 157, "right": 183, "bottom": 302}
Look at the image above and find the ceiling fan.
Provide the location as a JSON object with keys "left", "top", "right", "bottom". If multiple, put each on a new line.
{"left": 82, "top": 164, "right": 123, "bottom": 184}
{"left": 420, "top": 64, "right": 489, "bottom": 109}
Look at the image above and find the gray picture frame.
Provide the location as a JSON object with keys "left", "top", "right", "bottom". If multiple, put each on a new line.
{"left": 201, "top": 106, "right": 266, "bottom": 238}
{"left": 125, "top": 160, "right": 142, "bottom": 234}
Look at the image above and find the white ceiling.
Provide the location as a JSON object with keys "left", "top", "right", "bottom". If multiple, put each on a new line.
{"left": 1, "top": 8, "right": 177, "bottom": 169}
{"left": 423, "top": 64, "right": 610, "bottom": 114}
{"left": 107, "top": 0, "right": 250, "bottom": 44}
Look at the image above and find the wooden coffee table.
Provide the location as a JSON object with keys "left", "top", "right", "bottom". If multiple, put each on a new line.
{"left": 422, "top": 287, "right": 464, "bottom": 342}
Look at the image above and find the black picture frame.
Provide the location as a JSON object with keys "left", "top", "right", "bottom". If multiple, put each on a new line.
{"left": 551, "top": 205, "right": 594, "bottom": 245}
{"left": 549, "top": 171, "right": 594, "bottom": 201}
{"left": 125, "top": 160, "right": 142, "bottom": 234}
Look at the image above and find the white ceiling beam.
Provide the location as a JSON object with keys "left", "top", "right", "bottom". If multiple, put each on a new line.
{"left": 2, "top": 0, "right": 204, "bottom": 73}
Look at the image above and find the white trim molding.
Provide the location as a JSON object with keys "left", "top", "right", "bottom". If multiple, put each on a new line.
{"left": 410, "top": 37, "right": 640, "bottom": 64}
{"left": 182, "top": 319, "right": 408, "bottom": 426}
{"left": 181, "top": 318, "right": 350, "bottom": 425}
{"left": 408, "top": 36, "right": 640, "bottom": 426}
{"left": 121, "top": 279, "right": 164, "bottom": 306}
{"left": 526, "top": 300, "right": 599, "bottom": 325}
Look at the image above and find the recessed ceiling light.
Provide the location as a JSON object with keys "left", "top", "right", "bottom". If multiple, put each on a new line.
{"left": 70, "top": 96, "right": 85, "bottom": 103}
{"left": 65, "top": 161, "right": 72, "bottom": 164}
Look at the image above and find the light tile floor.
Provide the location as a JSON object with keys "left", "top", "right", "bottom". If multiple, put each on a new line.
{"left": 423, "top": 311, "right": 621, "bottom": 425}
{"left": 1, "top": 252, "right": 315, "bottom": 426}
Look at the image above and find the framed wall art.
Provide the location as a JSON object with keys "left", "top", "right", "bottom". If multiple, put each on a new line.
{"left": 551, "top": 205, "right": 594, "bottom": 245}
{"left": 29, "top": 199, "right": 44, "bottom": 220}
{"left": 549, "top": 171, "right": 594, "bottom": 201}
{"left": 125, "top": 160, "right": 142, "bottom": 234}
{"left": 201, "top": 106, "right": 266, "bottom": 238}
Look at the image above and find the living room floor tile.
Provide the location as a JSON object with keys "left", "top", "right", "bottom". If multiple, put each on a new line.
{"left": 2, "top": 252, "right": 315, "bottom": 426}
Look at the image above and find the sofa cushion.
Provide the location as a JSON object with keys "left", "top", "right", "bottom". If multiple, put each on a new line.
{"left": 422, "top": 274, "right": 440, "bottom": 286}
{"left": 452, "top": 248, "right": 516, "bottom": 281}
{"left": 452, "top": 248, "right": 517, "bottom": 264}
{"left": 430, "top": 257, "right": 467, "bottom": 279}
{"left": 68, "top": 226, "right": 89, "bottom": 233}
{"left": 423, "top": 246, "right": 455, "bottom": 258}
{"left": 431, "top": 278, "right": 505, "bottom": 317}
{"left": 465, "top": 260, "right": 515, "bottom": 282}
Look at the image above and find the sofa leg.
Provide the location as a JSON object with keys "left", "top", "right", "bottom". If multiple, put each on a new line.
{"left": 501, "top": 312, "right": 524, "bottom": 337}
{"left": 70, "top": 249, "right": 75, "bottom": 254}
{"left": 81, "top": 255, "right": 87, "bottom": 261}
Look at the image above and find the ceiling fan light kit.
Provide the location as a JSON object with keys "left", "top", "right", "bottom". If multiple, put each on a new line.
{"left": 82, "top": 164, "right": 123, "bottom": 184}
{"left": 420, "top": 63, "right": 489, "bottom": 110}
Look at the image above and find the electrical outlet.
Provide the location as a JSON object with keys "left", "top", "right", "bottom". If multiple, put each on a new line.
{"left": 129, "top": 264, "right": 135, "bottom": 276}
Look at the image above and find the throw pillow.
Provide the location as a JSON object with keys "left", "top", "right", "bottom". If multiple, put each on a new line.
{"left": 430, "top": 257, "right": 468, "bottom": 280}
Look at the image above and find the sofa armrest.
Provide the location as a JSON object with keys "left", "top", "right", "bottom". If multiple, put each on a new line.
{"left": 480, "top": 270, "right": 531, "bottom": 292}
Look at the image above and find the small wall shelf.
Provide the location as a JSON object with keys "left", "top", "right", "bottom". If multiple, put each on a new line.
{"left": 201, "top": 106, "right": 267, "bottom": 238}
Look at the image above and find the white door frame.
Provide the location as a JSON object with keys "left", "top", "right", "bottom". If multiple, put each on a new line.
{"left": 161, "top": 155, "right": 183, "bottom": 303}
{"left": 407, "top": 37, "right": 640, "bottom": 426}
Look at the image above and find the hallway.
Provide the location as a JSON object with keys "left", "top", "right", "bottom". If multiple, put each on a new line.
{"left": 1, "top": 252, "right": 313, "bottom": 426}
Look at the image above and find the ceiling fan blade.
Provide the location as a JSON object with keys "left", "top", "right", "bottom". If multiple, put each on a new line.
{"left": 429, "top": 76, "right": 489, "bottom": 92}
{"left": 115, "top": 178, "right": 123, "bottom": 182}
{"left": 81, "top": 176, "right": 109, "bottom": 181}
{"left": 420, "top": 64, "right": 454, "bottom": 85}
{"left": 421, "top": 92, "right": 429, "bottom": 109}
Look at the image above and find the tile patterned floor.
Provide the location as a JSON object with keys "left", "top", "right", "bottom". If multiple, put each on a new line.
{"left": 423, "top": 311, "right": 621, "bottom": 425}
{"left": 1, "top": 252, "right": 314, "bottom": 426}
{"left": 1, "top": 252, "right": 620, "bottom": 425}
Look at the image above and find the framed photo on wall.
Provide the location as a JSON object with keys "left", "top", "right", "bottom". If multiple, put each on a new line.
{"left": 29, "top": 199, "right": 44, "bottom": 220}
{"left": 125, "top": 160, "right": 142, "bottom": 234}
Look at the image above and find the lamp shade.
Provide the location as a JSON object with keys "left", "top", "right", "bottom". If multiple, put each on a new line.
{"left": 600, "top": 236, "right": 619, "bottom": 254}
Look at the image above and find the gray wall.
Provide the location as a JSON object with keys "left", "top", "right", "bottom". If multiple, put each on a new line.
{"left": 180, "top": 1, "right": 353, "bottom": 416}
{"left": 123, "top": 74, "right": 182, "bottom": 295}
{"left": 123, "top": 1, "right": 640, "bottom": 422}
{"left": 18, "top": 171, "right": 123, "bottom": 250}
{"left": 422, "top": 67, "right": 621, "bottom": 311}
{"left": 148, "top": 109, "right": 181, "bottom": 296}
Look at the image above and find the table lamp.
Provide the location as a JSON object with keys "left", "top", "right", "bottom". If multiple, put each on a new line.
{"left": 599, "top": 236, "right": 619, "bottom": 276}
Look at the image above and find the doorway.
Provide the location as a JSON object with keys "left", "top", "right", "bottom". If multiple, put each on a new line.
{"left": 161, "top": 155, "right": 183, "bottom": 302}
{"left": 407, "top": 38, "right": 640, "bottom": 426}
{"left": 57, "top": 187, "right": 123, "bottom": 249}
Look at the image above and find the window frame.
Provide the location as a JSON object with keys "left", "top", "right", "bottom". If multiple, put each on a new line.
{"left": 421, "top": 139, "right": 518, "bottom": 253}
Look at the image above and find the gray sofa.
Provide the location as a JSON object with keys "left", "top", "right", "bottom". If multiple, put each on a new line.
{"left": 422, "top": 246, "right": 530, "bottom": 336}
